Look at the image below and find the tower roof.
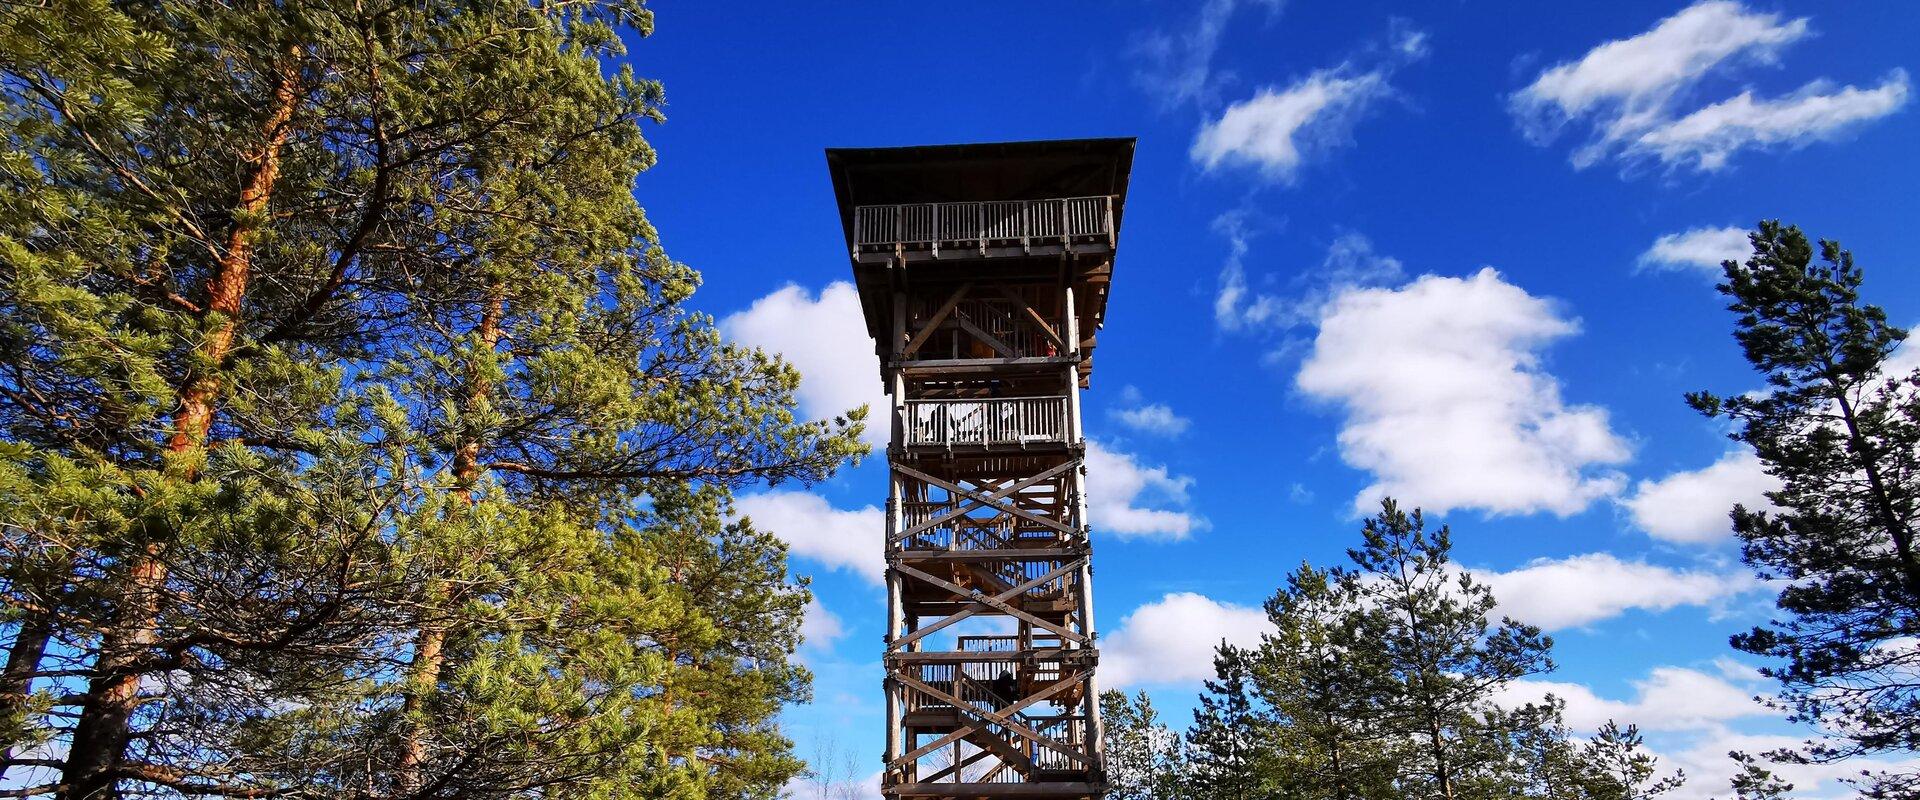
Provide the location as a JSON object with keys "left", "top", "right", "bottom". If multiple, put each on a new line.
{"left": 824, "top": 137, "right": 1135, "bottom": 250}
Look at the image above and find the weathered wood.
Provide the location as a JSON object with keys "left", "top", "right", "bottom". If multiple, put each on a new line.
{"left": 835, "top": 143, "right": 1129, "bottom": 795}
{"left": 903, "top": 281, "right": 973, "bottom": 358}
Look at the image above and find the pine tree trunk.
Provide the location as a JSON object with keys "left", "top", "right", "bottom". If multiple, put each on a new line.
{"left": 395, "top": 287, "right": 502, "bottom": 795}
{"left": 1831, "top": 388, "right": 1920, "bottom": 602}
{"left": 58, "top": 57, "right": 299, "bottom": 800}
{"left": 0, "top": 614, "right": 52, "bottom": 781}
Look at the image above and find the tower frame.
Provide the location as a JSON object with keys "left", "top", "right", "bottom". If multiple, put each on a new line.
{"left": 829, "top": 139, "right": 1134, "bottom": 800}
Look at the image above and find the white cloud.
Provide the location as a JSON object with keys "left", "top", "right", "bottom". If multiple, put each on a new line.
{"left": 1101, "top": 592, "right": 1270, "bottom": 688}
{"left": 1624, "top": 449, "right": 1779, "bottom": 545}
{"left": 800, "top": 597, "right": 846, "bottom": 651}
{"left": 1113, "top": 404, "right": 1190, "bottom": 437}
{"left": 1192, "top": 69, "right": 1391, "bottom": 183}
{"left": 1479, "top": 553, "right": 1758, "bottom": 630}
{"left": 1085, "top": 441, "right": 1206, "bottom": 541}
{"left": 1502, "top": 661, "right": 1920, "bottom": 800}
{"left": 1511, "top": 1, "right": 1905, "bottom": 173}
{"left": 735, "top": 491, "right": 884, "bottom": 585}
{"left": 720, "top": 281, "right": 886, "bottom": 447}
{"left": 1500, "top": 665, "right": 1765, "bottom": 733}
{"left": 1129, "top": 0, "right": 1284, "bottom": 112}
{"left": 1111, "top": 389, "right": 1192, "bottom": 439}
{"left": 1296, "top": 268, "right": 1631, "bottom": 516}
{"left": 1215, "top": 226, "right": 1404, "bottom": 333}
{"left": 1631, "top": 72, "right": 1910, "bottom": 171}
{"left": 1639, "top": 225, "right": 1751, "bottom": 276}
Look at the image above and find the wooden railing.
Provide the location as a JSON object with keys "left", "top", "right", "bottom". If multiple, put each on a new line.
{"left": 853, "top": 196, "right": 1114, "bottom": 255}
{"left": 904, "top": 396, "right": 1069, "bottom": 448}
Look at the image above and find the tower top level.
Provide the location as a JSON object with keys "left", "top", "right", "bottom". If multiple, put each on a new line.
{"left": 827, "top": 138, "right": 1134, "bottom": 383}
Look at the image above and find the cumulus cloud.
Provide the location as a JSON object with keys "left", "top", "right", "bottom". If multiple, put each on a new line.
{"left": 1085, "top": 441, "right": 1206, "bottom": 541}
{"left": 1478, "top": 553, "right": 1758, "bottom": 629}
{"left": 1101, "top": 593, "right": 1271, "bottom": 688}
{"left": 1623, "top": 449, "right": 1779, "bottom": 545}
{"left": 1129, "top": 0, "right": 1284, "bottom": 111}
{"left": 1296, "top": 268, "right": 1631, "bottom": 516}
{"left": 719, "top": 281, "right": 886, "bottom": 447}
{"left": 1639, "top": 225, "right": 1751, "bottom": 276}
{"left": 734, "top": 491, "right": 884, "bottom": 585}
{"left": 1511, "top": 1, "right": 1906, "bottom": 173}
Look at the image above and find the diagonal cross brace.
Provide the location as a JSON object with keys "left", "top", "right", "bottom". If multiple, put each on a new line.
{"left": 891, "top": 672, "right": 1092, "bottom": 769}
{"left": 894, "top": 562, "right": 1084, "bottom": 645}
{"left": 893, "top": 461, "right": 1076, "bottom": 541}
{"left": 891, "top": 559, "right": 1088, "bottom": 649}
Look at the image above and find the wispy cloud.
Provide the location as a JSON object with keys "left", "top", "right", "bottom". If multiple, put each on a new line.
{"left": 1192, "top": 21, "right": 1426, "bottom": 184}
{"left": 1130, "top": 0, "right": 1285, "bottom": 112}
{"left": 1511, "top": 1, "right": 1908, "bottom": 173}
{"left": 1215, "top": 225, "right": 1404, "bottom": 333}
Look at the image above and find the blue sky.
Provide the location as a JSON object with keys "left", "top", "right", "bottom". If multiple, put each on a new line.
{"left": 622, "top": 2, "right": 1920, "bottom": 796}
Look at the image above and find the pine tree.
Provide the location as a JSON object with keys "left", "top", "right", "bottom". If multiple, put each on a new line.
{"left": 1338, "top": 500, "right": 1556, "bottom": 800}
{"left": 0, "top": 0, "right": 862, "bottom": 796}
{"left": 1578, "top": 721, "right": 1684, "bottom": 800}
{"left": 1186, "top": 646, "right": 1278, "bottom": 800}
{"left": 1243, "top": 563, "right": 1395, "bottom": 800}
{"left": 1101, "top": 690, "right": 1186, "bottom": 800}
{"left": 1689, "top": 220, "right": 1920, "bottom": 795}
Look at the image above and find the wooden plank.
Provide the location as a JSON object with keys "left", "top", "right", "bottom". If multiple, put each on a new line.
{"left": 883, "top": 782, "right": 1100, "bottom": 798}
{"left": 901, "top": 356, "right": 1076, "bottom": 375}
{"left": 899, "top": 547, "right": 1083, "bottom": 562}
{"left": 889, "top": 648, "right": 1079, "bottom": 664}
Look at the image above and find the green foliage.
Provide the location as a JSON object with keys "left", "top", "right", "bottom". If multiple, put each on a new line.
{"left": 1120, "top": 501, "right": 1683, "bottom": 800}
{"left": 1100, "top": 690, "right": 1187, "bottom": 800}
{"left": 1690, "top": 220, "right": 1920, "bottom": 796}
{"left": 0, "top": 0, "right": 862, "bottom": 796}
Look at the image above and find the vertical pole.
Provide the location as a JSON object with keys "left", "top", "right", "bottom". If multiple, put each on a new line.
{"left": 1061, "top": 283, "right": 1106, "bottom": 778}
{"left": 884, "top": 290, "right": 908, "bottom": 779}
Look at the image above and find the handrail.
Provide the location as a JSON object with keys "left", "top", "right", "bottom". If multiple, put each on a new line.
{"left": 902, "top": 395, "right": 1069, "bottom": 448}
{"left": 852, "top": 195, "right": 1115, "bottom": 251}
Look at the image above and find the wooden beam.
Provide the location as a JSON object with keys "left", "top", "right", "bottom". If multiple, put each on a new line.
{"left": 992, "top": 283, "right": 1066, "bottom": 350}
{"left": 903, "top": 282, "right": 972, "bottom": 358}
{"left": 892, "top": 462, "right": 1077, "bottom": 540}
{"left": 894, "top": 562, "right": 1085, "bottom": 644}
{"left": 891, "top": 559, "right": 1087, "bottom": 649}
{"left": 953, "top": 312, "right": 1018, "bottom": 358}
{"left": 894, "top": 673, "right": 1092, "bottom": 767}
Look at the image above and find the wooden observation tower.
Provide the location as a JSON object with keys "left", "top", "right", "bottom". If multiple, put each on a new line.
{"left": 828, "top": 138, "right": 1134, "bottom": 799}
